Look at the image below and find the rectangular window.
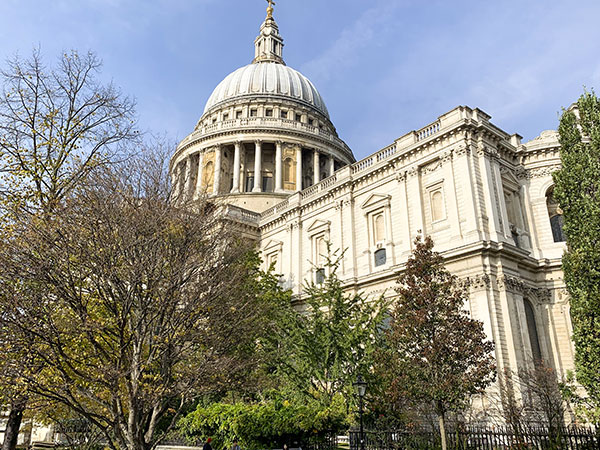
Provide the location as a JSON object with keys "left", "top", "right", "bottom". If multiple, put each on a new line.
{"left": 236, "top": 110, "right": 243, "bottom": 119}
{"left": 262, "top": 176, "right": 273, "bottom": 192}
{"left": 280, "top": 110, "right": 288, "bottom": 119}
{"left": 315, "top": 268, "right": 325, "bottom": 285}
{"left": 308, "top": 118, "right": 314, "bottom": 126}
{"left": 374, "top": 248, "right": 387, "bottom": 267}
{"left": 245, "top": 176, "right": 254, "bottom": 192}
{"left": 295, "top": 113, "right": 302, "bottom": 122}
{"left": 265, "top": 109, "right": 273, "bottom": 117}
{"left": 222, "top": 113, "right": 229, "bottom": 121}
{"left": 250, "top": 109, "right": 258, "bottom": 117}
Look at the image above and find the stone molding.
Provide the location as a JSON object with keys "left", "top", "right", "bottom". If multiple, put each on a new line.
{"left": 466, "top": 273, "right": 491, "bottom": 290}
{"left": 517, "top": 164, "right": 562, "bottom": 179}
{"left": 496, "top": 275, "right": 552, "bottom": 301}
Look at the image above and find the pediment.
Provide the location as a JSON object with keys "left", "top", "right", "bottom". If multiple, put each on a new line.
{"left": 361, "top": 193, "right": 391, "bottom": 210}
{"left": 263, "top": 239, "right": 283, "bottom": 252}
{"left": 306, "top": 219, "right": 331, "bottom": 233}
{"left": 501, "top": 170, "right": 520, "bottom": 191}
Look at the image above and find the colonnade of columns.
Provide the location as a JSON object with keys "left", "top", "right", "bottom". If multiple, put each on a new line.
{"left": 174, "top": 140, "right": 342, "bottom": 200}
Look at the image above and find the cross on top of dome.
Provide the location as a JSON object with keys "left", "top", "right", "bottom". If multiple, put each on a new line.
{"left": 266, "top": 0, "right": 276, "bottom": 19}
{"left": 253, "top": 0, "right": 285, "bottom": 64}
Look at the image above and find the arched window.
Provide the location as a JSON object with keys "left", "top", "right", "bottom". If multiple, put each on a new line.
{"left": 431, "top": 190, "right": 444, "bottom": 222}
{"left": 315, "top": 237, "right": 327, "bottom": 284}
{"left": 374, "top": 248, "right": 387, "bottom": 267}
{"left": 317, "top": 237, "right": 327, "bottom": 265}
{"left": 546, "top": 187, "right": 566, "bottom": 242}
{"left": 374, "top": 214, "right": 385, "bottom": 243}
{"left": 524, "top": 299, "right": 542, "bottom": 363}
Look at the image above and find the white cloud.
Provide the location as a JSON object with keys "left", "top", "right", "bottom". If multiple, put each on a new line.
{"left": 300, "top": 2, "right": 401, "bottom": 84}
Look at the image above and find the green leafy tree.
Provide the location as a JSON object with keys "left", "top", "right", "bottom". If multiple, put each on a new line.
{"left": 187, "top": 246, "right": 389, "bottom": 444}
{"left": 179, "top": 391, "right": 349, "bottom": 450}
{"left": 554, "top": 90, "right": 600, "bottom": 424}
{"left": 374, "top": 236, "right": 495, "bottom": 450}
{"left": 271, "top": 246, "right": 388, "bottom": 410}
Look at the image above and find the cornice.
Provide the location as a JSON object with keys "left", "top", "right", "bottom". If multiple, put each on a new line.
{"left": 173, "top": 127, "right": 353, "bottom": 166}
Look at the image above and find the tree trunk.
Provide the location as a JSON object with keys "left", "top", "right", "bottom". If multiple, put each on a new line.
{"left": 2, "top": 399, "right": 26, "bottom": 450}
{"left": 437, "top": 408, "right": 447, "bottom": 450}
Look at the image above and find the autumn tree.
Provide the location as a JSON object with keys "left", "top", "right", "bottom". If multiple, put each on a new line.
{"left": 0, "top": 150, "right": 276, "bottom": 450}
{"left": 374, "top": 236, "right": 496, "bottom": 450}
{"left": 0, "top": 48, "right": 138, "bottom": 450}
{"left": 553, "top": 90, "right": 600, "bottom": 424}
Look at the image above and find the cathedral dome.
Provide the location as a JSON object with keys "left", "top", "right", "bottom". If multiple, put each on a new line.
{"left": 203, "top": 63, "right": 330, "bottom": 119}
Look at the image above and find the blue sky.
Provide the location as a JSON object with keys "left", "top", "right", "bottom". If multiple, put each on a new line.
{"left": 1, "top": 0, "right": 599, "bottom": 160}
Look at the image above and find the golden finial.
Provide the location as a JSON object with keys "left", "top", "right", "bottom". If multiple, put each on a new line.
{"left": 266, "top": 0, "right": 276, "bottom": 18}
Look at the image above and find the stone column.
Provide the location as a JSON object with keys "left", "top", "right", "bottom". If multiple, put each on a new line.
{"left": 184, "top": 156, "right": 194, "bottom": 201}
{"left": 329, "top": 156, "right": 335, "bottom": 177}
{"left": 275, "top": 141, "right": 283, "bottom": 192}
{"left": 252, "top": 140, "right": 262, "bottom": 192}
{"left": 172, "top": 161, "right": 183, "bottom": 202}
{"left": 313, "top": 149, "right": 320, "bottom": 184}
{"left": 194, "top": 151, "right": 204, "bottom": 198}
{"left": 296, "top": 146, "right": 303, "bottom": 191}
{"left": 231, "top": 141, "right": 241, "bottom": 193}
{"left": 213, "top": 145, "right": 222, "bottom": 196}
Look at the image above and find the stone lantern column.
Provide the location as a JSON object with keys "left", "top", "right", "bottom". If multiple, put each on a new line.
{"left": 296, "top": 146, "right": 303, "bottom": 191}
{"left": 252, "top": 140, "right": 262, "bottom": 192}
{"left": 231, "top": 141, "right": 241, "bottom": 193}
{"left": 313, "top": 149, "right": 320, "bottom": 184}
{"left": 275, "top": 141, "right": 283, "bottom": 192}
{"left": 213, "top": 145, "right": 222, "bottom": 196}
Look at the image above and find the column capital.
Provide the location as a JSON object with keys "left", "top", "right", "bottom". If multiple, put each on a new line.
{"left": 254, "top": 139, "right": 263, "bottom": 145}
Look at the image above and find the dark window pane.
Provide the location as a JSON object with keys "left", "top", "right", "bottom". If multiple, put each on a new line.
{"left": 262, "top": 176, "right": 273, "bottom": 192}
{"left": 550, "top": 214, "right": 566, "bottom": 242}
{"left": 374, "top": 248, "right": 387, "bottom": 267}
{"left": 316, "top": 268, "right": 325, "bottom": 285}
{"left": 524, "top": 299, "right": 542, "bottom": 362}
{"left": 245, "top": 176, "right": 254, "bottom": 192}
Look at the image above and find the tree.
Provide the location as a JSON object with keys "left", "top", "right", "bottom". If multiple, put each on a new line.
{"left": 495, "top": 363, "right": 571, "bottom": 443}
{"left": 554, "top": 90, "right": 600, "bottom": 424}
{"left": 0, "top": 152, "right": 276, "bottom": 450}
{"left": 179, "top": 246, "right": 387, "bottom": 447}
{"left": 269, "top": 247, "right": 388, "bottom": 410}
{"left": 0, "top": 48, "right": 138, "bottom": 450}
{"left": 374, "top": 236, "right": 496, "bottom": 450}
{"left": 0, "top": 48, "right": 137, "bottom": 215}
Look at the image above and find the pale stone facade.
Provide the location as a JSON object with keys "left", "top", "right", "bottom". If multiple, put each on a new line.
{"left": 169, "top": 8, "right": 574, "bottom": 384}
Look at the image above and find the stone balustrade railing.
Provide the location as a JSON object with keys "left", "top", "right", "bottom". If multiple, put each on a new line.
{"left": 416, "top": 121, "right": 441, "bottom": 141}
{"left": 178, "top": 117, "right": 350, "bottom": 154}
{"left": 260, "top": 115, "right": 447, "bottom": 221}
{"left": 222, "top": 204, "right": 261, "bottom": 223}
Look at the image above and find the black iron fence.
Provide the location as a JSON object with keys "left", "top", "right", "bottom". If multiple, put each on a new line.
{"left": 349, "top": 426, "right": 600, "bottom": 450}
{"left": 303, "top": 431, "right": 339, "bottom": 450}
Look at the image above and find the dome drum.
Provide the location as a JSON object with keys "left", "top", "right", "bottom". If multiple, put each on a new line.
{"left": 171, "top": 136, "right": 350, "bottom": 212}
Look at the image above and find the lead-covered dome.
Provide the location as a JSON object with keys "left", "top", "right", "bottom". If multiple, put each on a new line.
{"left": 203, "top": 63, "right": 330, "bottom": 119}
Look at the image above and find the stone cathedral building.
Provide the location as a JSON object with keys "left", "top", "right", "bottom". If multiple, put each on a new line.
{"left": 170, "top": 5, "right": 572, "bottom": 390}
